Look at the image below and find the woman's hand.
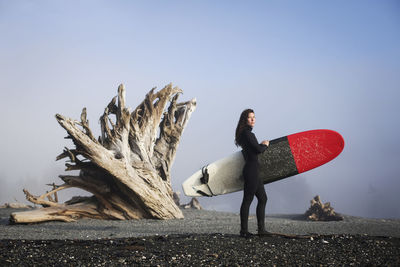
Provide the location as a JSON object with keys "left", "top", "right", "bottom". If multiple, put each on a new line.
{"left": 262, "top": 140, "right": 269, "bottom": 147}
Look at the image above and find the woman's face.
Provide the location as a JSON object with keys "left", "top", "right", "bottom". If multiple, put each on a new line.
{"left": 246, "top": 112, "right": 256, "bottom": 127}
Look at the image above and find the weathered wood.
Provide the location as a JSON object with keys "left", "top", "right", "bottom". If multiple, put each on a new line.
{"left": 181, "top": 197, "right": 203, "bottom": 210}
{"left": 304, "top": 195, "right": 343, "bottom": 221}
{"left": 10, "top": 83, "right": 196, "bottom": 223}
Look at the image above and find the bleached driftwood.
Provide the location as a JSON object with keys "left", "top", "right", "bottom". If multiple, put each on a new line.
{"left": 304, "top": 195, "right": 343, "bottom": 221}
{"left": 181, "top": 197, "right": 202, "bottom": 210}
{"left": 10, "top": 84, "right": 196, "bottom": 223}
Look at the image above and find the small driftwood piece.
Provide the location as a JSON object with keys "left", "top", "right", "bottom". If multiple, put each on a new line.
{"left": 172, "top": 192, "right": 202, "bottom": 210}
{"left": 304, "top": 195, "right": 343, "bottom": 221}
{"left": 181, "top": 197, "right": 202, "bottom": 210}
{"left": 11, "top": 83, "right": 196, "bottom": 223}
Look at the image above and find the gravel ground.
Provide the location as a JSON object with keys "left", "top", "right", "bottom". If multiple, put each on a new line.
{"left": 1, "top": 208, "right": 400, "bottom": 266}
{"left": 2, "top": 208, "right": 400, "bottom": 240}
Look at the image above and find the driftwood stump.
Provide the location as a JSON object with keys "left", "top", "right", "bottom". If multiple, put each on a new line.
{"left": 10, "top": 84, "right": 196, "bottom": 223}
{"left": 304, "top": 195, "right": 343, "bottom": 221}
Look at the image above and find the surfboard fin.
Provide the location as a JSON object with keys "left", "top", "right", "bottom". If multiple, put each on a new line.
{"left": 200, "top": 166, "right": 209, "bottom": 184}
{"left": 194, "top": 166, "right": 215, "bottom": 197}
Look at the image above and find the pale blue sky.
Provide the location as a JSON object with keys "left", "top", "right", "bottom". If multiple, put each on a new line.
{"left": 1, "top": 0, "right": 399, "bottom": 218}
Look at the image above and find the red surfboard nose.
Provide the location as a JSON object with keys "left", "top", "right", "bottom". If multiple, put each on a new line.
{"left": 287, "top": 130, "right": 345, "bottom": 174}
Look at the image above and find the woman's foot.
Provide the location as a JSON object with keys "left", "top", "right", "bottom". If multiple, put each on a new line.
{"left": 240, "top": 231, "right": 254, "bottom": 238}
{"left": 257, "top": 229, "right": 272, "bottom": 236}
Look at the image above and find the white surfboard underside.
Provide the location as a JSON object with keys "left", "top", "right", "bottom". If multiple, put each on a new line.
{"left": 182, "top": 151, "right": 245, "bottom": 197}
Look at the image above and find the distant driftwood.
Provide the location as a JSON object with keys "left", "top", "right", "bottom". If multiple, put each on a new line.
{"left": 181, "top": 197, "right": 202, "bottom": 210}
{"left": 305, "top": 195, "right": 343, "bottom": 221}
{"left": 10, "top": 84, "right": 196, "bottom": 224}
{"left": 173, "top": 192, "right": 202, "bottom": 210}
{"left": 0, "top": 203, "right": 33, "bottom": 209}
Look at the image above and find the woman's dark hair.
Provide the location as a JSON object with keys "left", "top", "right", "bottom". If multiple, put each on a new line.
{"left": 235, "top": 108, "right": 254, "bottom": 147}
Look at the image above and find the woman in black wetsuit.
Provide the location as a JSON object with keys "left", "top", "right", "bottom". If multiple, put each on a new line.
{"left": 235, "top": 109, "right": 270, "bottom": 237}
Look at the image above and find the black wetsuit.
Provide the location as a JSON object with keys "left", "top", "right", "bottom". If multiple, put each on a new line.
{"left": 239, "top": 126, "right": 268, "bottom": 233}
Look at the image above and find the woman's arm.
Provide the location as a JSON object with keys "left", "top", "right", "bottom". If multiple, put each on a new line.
{"left": 261, "top": 140, "right": 269, "bottom": 146}
{"left": 243, "top": 130, "right": 268, "bottom": 154}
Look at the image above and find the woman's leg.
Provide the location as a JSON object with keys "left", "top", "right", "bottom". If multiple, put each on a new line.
{"left": 255, "top": 180, "right": 267, "bottom": 232}
{"left": 240, "top": 164, "right": 258, "bottom": 234}
{"left": 240, "top": 182, "right": 255, "bottom": 233}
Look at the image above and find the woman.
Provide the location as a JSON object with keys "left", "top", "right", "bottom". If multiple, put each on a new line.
{"left": 235, "top": 109, "right": 270, "bottom": 237}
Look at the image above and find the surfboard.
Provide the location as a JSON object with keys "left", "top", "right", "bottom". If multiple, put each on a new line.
{"left": 182, "top": 129, "right": 344, "bottom": 197}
